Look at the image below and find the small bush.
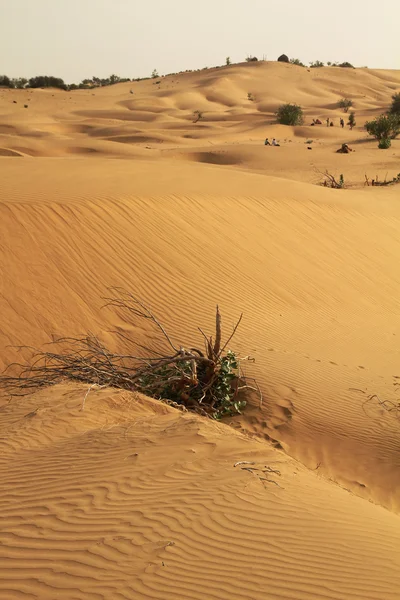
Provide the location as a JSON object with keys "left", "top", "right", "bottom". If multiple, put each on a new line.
{"left": 0, "top": 291, "right": 259, "bottom": 420}
{"left": 390, "top": 93, "right": 400, "bottom": 115}
{"left": 151, "top": 69, "right": 159, "bottom": 79}
{"left": 348, "top": 111, "right": 356, "bottom": 129}
{"left": 276, "top": 103, "right": 304, "bottom": 125}
{"left": 246, "top": 56, "right": 258, "bottom": 62}
{"left": 290, "top": 58, "right": 305, "bottom": 67}
{"left": 365, "top": 113, "right": 400, "bottom": 141}
{"left": 247, "top": 92, "right": 255, "bottom": 101}
{"left": 337, "top": 62, "right": 355, "bottom": 68}
{"left": 338, "top": 98, "right": 353, "bottom": 113}
{"left": 378, "top": 138, "right": 391, "bottom": 149}
{"left": 310, "top": 60, "right": 324, "bottom": 68}
{"left": 226, "top": 56, "right": 231, "bottom": 66}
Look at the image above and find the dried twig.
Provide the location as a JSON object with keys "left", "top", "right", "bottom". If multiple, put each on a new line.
{"left": 0, "top": 291, "right": 259, "bottom": 420}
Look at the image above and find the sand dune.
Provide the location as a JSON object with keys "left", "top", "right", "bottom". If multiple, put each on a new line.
{"left": 1, "top": 384, "right": 400, "bottom": 600}
{"left": 1, "top": 61, "right": 400, "bottom": 599}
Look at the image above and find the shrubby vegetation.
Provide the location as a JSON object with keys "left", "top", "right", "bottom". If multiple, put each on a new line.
{"left": 378, "top": 137, "right": 391, "bottom": 149}
{"left": 0, "top": 290, "right": 259, "bottom": 420}
{"left": 310, "top": 60, "right": 324, "bottom": 68}
{"left": 28, "top": 76, "right": 68, "bottom": 89}
{"left": 0, "top": 75, "right": 12, "bottom": 87}
{"left": 0, "top": 75, "right": 29, "bottom": 89}
{"left": 338, "top": 98, "right": 353, "bottom": 113}
{"left": 365, "top": 113, "right": 400, "bottom": 147}
{"left": 276, "top": 103, "right": 304, "bottom": 125}
{"left": 290, "top": 58, "right": 305, "bottom": 67}
{"left": 390, "top": 93, "right": 400, "bottom": 115}
{"left": 348, "top": 111, "right": 356, "bottom": 129}
{"left": 0, "top": 73, "right": 131, "bottom": 91}
{"left": 335, "top": 62, "right": 355, "bottom": 68}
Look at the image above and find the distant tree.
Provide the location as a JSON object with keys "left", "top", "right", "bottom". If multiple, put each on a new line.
{"left": 338, "top": 98, "right": 353, "bottom": 113}
{"left": 28, "top": 76, "right": 67, "bottom": 90}
{"left": 226, "top": 56, "right": 231, "bottom": 66}
{"left": 309, "top": 60, "right": 324, "bottom": 68}
{"left": 246, "top": 56, "right": 258, "bottom": 62}
{"left": 348, "top": 111, "right": 356, "bottom": 129}
{"left": 151, "top": 69, "right": 159, "bottom": 78}
{"left": 290, "top": 58, "right": 305, "bottom": 67}
{"left": 276, "top": 103, "right": 304, "bottom": 125}
{"left": 327, "top": 61, "right": 332, "bottom": 66}
{"left": 12, "top": 77, "right": 28, "bottom": 89}
{"left": 365, "top": 114, "right": 400, "bottom": 145}
{"left": 390, "top": 93, "right": 400, "bottom": 115}
{"left": 337, "top": 62, "right": 355, "bottom": 68}
{"left": 0, "top": 75, "right": 12, "bottom": 87}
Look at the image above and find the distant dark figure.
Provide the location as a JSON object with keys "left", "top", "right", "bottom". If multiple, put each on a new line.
{"left": 340, "top": 118, "right": 344, "bottom": 128}
{"left": 330, "top": 121, "right": 334, "bottom": 127}
{"left": 264, "top": 138, "right": 271, "bottom": 145}
{"left": 336, "top": 143, "right": 353, "bottom": 153}
{"left": 326, "top": 118, "right": 330, "bottom": 127}
{"left": 272, "top": 138, "right": 280, "bottom": 146}
{"left": 315, "top": 118, "right": 322, "bottom": 125}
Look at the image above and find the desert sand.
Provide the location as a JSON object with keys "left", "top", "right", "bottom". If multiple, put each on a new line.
{"left": 1, "top": 61, "right": 400, "bottom": 599}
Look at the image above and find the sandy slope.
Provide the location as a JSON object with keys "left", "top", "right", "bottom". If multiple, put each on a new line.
{"left": 1, "top": 62, "right": 400, "bottom": 599}
{"left": 1, "top": 384, "right": 400, "bottom": 600}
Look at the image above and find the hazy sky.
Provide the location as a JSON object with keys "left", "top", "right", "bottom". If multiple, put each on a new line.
{"left": 1, "top": 0, "right": 399, "bottom": 82}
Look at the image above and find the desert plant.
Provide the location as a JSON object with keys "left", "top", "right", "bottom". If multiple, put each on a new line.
{"left": 348, "top": 111, "right": 356, "bottom": 129}
{"left": 310, "top": 60, "right": 324, "bottom": 68}
{"left": 151, "top": 69, "right": 159, "bottom": 79}
{"left": 290, "top": 58, "right": 305, "bottom": 67}
{"left": 276, "top": 103, "right": 304, "bottom": 125}
{"left": 378, "top": 138, "right": 391, "bottom": 149}
{"left": 12, "top": 77, "right": 28, "bottom": 89}
{"left": 226, "top": 56, "right": 231, "bottom": 66}
{"left": 0, "top": 290, "right": 259, "bottom": 420}
{"left": 337, "top": 62, "right": 355, "bottom": 68}
{"left": 365, "top": 172, "right": 400, "bottom": 186}
{"left": 316, "top": 168, "right": 345, "bottom": 189}
{"left": 390, "top": 93, "right": 400, "bottom": 115}
{"left": 0, "top": 75, "right": 12, "bottom": 87}
{"left": 365, "top": 113, "right": 400, "bottom": 141}
{"left": 28, "top": 75, "right": 67, "bottom": 89}
{"left": 338, "top": 98, "right": 353, "bottom": 113}
{"left": 247, "top": 92, "right": 255, "bottom": 101}
{"left": 246, "top": 56, "right": 258, "bottom": 62}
